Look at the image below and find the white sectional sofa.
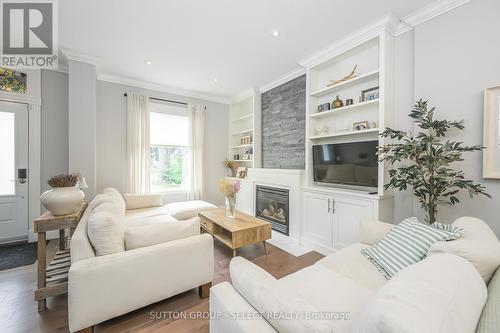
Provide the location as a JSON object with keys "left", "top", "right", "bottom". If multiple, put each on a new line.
{"left": 210, "top": 217, "right": 500, "bottom": 333}
{"left": 68, "top": 188, "right": 217, "bottom": 332}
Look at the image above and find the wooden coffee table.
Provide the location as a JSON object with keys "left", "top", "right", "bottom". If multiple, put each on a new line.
{"left": 198, "top": 208, "right": 271, "bottom": 257}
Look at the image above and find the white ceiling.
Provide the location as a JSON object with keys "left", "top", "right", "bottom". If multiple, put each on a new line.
{"left": 60, "top": 0, "right": 435, "bottom": 101}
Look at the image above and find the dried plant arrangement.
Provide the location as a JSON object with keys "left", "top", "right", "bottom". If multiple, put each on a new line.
{"left": 47, "top": 173, "right": 80, "bottom": 188}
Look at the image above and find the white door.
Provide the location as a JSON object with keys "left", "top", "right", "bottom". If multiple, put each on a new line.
{"left": 0, "top": 101, "right": 29, "bottom": 244}
{"left": 302, "top": 191, "right": 333, "bottom": 250}
{"left": 332, "top": 196, "right": 374, "bottom": 249}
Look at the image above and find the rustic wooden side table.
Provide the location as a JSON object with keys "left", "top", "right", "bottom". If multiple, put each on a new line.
{"left": 33, "top": 201, "right": 88, "bottom": 312}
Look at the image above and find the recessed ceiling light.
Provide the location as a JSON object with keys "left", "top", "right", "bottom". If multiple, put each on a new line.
{"left": 213, "top": 78, "right": 219, "bottom": 83}
{"left": 272, "top": 30, "right": 279, "bottom": 37}
{"left": 145, "top": 60, "right": 152, "bottom": 65}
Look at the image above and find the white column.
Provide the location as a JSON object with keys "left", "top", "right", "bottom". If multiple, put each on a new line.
{"left": 68, "top": 60, "right": 97, "bottom": 198}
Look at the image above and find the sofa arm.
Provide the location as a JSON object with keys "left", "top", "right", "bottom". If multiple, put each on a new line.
{"left": 123, "top": 193, "right": 163, "bottom": 209}
{"left": 210, "top": 282, "right": 277, "bottom": 333}
{"left": 359, "top": 219, "right": 394, "bottom": 246}
{"left": 68, "top": 233, "right": 214, "bottom": 332}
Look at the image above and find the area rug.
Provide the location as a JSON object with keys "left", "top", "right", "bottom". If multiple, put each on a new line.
{"left": 0, "top": 242, "right": 37, "bottom": 271}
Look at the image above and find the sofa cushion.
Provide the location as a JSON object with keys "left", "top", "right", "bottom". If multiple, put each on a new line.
{"left": 164, "top": 200, "right": 217, "bottom": 220}
{"left": 229, "top": 257, "right": 335, "bottom": 333}
{"left": 361, "top": 217, "right": 462, "bottom": 279}
{"left": 124, "top": 214, "right": 178, "bottom": 228}
{"left": 124, "top": 217, "right": 200, "bottom": 250}
{"left": 92, "top": 201, "right": 123, "bottom": 217}
{"left": 353, "top": 253, "right": 487, "bottom": 333}
{"left": 103, "top": 187, "right": 126, "bottom": 214}
{"left": 429, "top": 216, "right": 500, "bottom": 283}
{"left": 124, "top": 206, "right": 171, "bottom": 221}
{"left": 87, "top": 210, "right": 125, "bottom": 256}
{"left": 359, "top": 220, "right": 394, "bottom": 246}
{"left": 476, "top": 267, "right": 500, "bottom": 333}
{"left": 315, "top": 243, "right": 387, "bottom": 291}
{"left": 123, "top": 193, "right": 162, "bottom": 210}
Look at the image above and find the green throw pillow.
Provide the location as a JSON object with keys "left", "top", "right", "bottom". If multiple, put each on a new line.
{"left": 361, "top": 217, "right": 463, "bottom": 279}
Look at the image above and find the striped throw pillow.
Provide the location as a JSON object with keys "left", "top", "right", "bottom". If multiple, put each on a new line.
{"left": 361, "top": 217, "right": 463, "bottom": 279}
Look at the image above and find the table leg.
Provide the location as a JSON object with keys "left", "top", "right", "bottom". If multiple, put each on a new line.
{"left": 232, "top": 249, "right": 237, "bottom": 257}
{"left": 59, "top": 229, "right": 65, "bottom": 251}
{"left": 263, "top": 241, "right": 268, "bottom": 255}
{"left": 37, "top": 232, "right": 46, "bottom": 312}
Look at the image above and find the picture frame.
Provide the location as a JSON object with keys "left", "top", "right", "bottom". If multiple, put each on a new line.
{"left": 242, "top": 148, "right": 251, "bottom": 160}
{"left": 236, "top": 167, "right": 247, "bottom": 178}
{"left": 361, "top": 86, "right": 379, "bottom": 102}
{"left": 353, "top": 121, "right": 369, "bottom": 131}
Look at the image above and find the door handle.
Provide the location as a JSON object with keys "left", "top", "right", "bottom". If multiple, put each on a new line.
{"left": 327, "top": 198, "right": 330, "bottom": 213}
{"left": 331, "top": 199, "right": 335, "bottom": 214}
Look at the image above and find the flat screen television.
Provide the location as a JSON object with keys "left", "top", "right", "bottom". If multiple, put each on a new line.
{"left": 312, "top": 141, "right": 378, "bottom": 189}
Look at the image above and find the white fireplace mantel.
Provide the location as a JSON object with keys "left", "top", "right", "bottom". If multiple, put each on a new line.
{"left": 234, "top": 168, "right": 305, "bottom": 241}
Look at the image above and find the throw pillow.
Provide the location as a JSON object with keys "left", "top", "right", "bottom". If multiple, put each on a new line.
{"left": 361, "top": 217, "right": 462, "bottom": 279}
{"left": 87, "top": 210, "right": 125, "bottom": 256}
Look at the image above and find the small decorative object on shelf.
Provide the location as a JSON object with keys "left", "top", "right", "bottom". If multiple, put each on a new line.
{"left": 332, "top": 95, "right": 344, "bottom": 109}
{"left": 224, "top": 159, "right": 239, "bottom": 177}
{"left": 371, "top": 121, "right": 377, "bottom": 129}
{"left": 242, "top": 148, "right": 252, "bottom": 160}
{"left": 233, "top": 154, "right": 240, "bottom": 160}
{"left": 345, "top": 98, "right": 354, "bottom": 106}
{"left": 236, "top": 167, "right": 247, "bottom": 178}
{"left": 240, "top": 135, "right": 252, "bottom": 145}
{"left": 361, "top": 86, "right": 379, "bottom": 102}
{"left": 353, "top": 121, "right": 369, "bottom": 131}
{"left": 219, "top": 178, "right": 240, "bottom": 218}
{"left": 40, "top": 173, "right": 84, "bottom": 216}
{"left": 317, "top": 102, "right": 331, "bottom": 113}
{"left": 315, "top": 124, "right": 329, "bottom": 136}
{"left": 326, "top": 64, "right": 357, "bottom": 87}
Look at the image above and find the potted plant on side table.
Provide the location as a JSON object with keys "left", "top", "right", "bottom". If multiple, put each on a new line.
{"left": 40, "top": 173, "right": 85, "bottom": 215}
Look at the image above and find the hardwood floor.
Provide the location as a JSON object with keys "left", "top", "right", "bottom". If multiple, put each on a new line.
{"left": 0, "top": 239, "right": 323, "bottom": 333}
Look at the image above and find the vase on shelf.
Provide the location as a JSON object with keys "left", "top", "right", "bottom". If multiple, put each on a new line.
{"left": 40, "top": 186, "right": 84, "bottom": 216}
{"left": 225, "top": 196, "right": 236, "bottom": 218}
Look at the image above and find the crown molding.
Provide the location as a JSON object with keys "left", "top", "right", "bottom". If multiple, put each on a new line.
{"left": 299, "top": 13, "right": 399, "bottom": 69}
{"left": 98, "top": 73, "right": 231, "bottom": 105}
{"left": 60, "top": 47, "right": 102, "bottom": 72}
{"left": 397, "top": 0, "right": 471, "bottom": 34}
{"left": 232, "top": 87, "right": 258, "bottom": 104}
{"left": 258, "top": 67, "right": 306, "bottom": 94}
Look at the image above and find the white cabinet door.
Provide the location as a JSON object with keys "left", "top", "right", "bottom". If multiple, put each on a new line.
{"left": 235, "top": 180, "right": 253, "bottom": 215}
{"left": 332, "top": 196, "right": 374, "bottom": 249}
{"left": 302, "top": 191, "right": 333, "bottom": 250}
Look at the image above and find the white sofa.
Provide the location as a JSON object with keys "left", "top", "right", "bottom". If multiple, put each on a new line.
{"left": 68, "top": 188, "right": 217, "bottom": 332}
{"left": 210, "top": 217, "right": 500, "bottom": 333}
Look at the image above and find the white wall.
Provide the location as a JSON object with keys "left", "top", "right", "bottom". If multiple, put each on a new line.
{"left": 68, "top": 60, "right": 97, "bottom": 197}
{"left": 397, "top": 0, "right": 500, "bottom": 235}
{"left": 41, "top": 70, "right": 69, "bottom": 193}
{"left": 96, "top": 80, "right": 230, "bottom": 205}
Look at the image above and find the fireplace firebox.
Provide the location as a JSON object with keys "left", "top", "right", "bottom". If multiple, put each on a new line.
{"left": 255, "top": 185, "right": 289, "bottom": 235}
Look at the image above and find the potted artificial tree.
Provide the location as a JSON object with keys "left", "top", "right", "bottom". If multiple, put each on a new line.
{"left": 378, "top": 99, "right": 491, "bottom": 223}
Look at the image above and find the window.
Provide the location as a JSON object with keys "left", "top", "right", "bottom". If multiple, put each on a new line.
{"left": 150, "top": 102, "right": 191, "bottom": 192}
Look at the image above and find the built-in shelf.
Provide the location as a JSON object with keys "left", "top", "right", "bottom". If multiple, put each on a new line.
{"left": 232, "top": 113, "right": 253, "bottom": 122}
{"left": 310, "top": 70, "right": 379, "bottom": 98}
{"left": 231, "top": 128, "right": 253, "bottom": 135}
{"left": 309, "top": 99, "right": 379, "bottom": 119}
{"left": 310, "top": 128, "right": 379, "bottom": 140}
{"left": 231, "top": 144, "right": 253, "bottom": 149}
{"left": 234, "top": 159, "right": 253, "bottom": 162}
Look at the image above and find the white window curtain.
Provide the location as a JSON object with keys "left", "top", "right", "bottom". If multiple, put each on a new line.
{"left": 126, "top": 92, "right": 150, "bottom": 194}
{"left": 189, "top": 103, "right": 206, "bottom": 200}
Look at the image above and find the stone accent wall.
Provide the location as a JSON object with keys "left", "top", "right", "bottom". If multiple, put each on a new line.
{"left": 261, "top": 74, "right": 306, "bottom": 169}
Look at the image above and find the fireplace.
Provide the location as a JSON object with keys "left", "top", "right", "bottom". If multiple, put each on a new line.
{"left": 255, "top": 185, "right": 289, "bottom": 235}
